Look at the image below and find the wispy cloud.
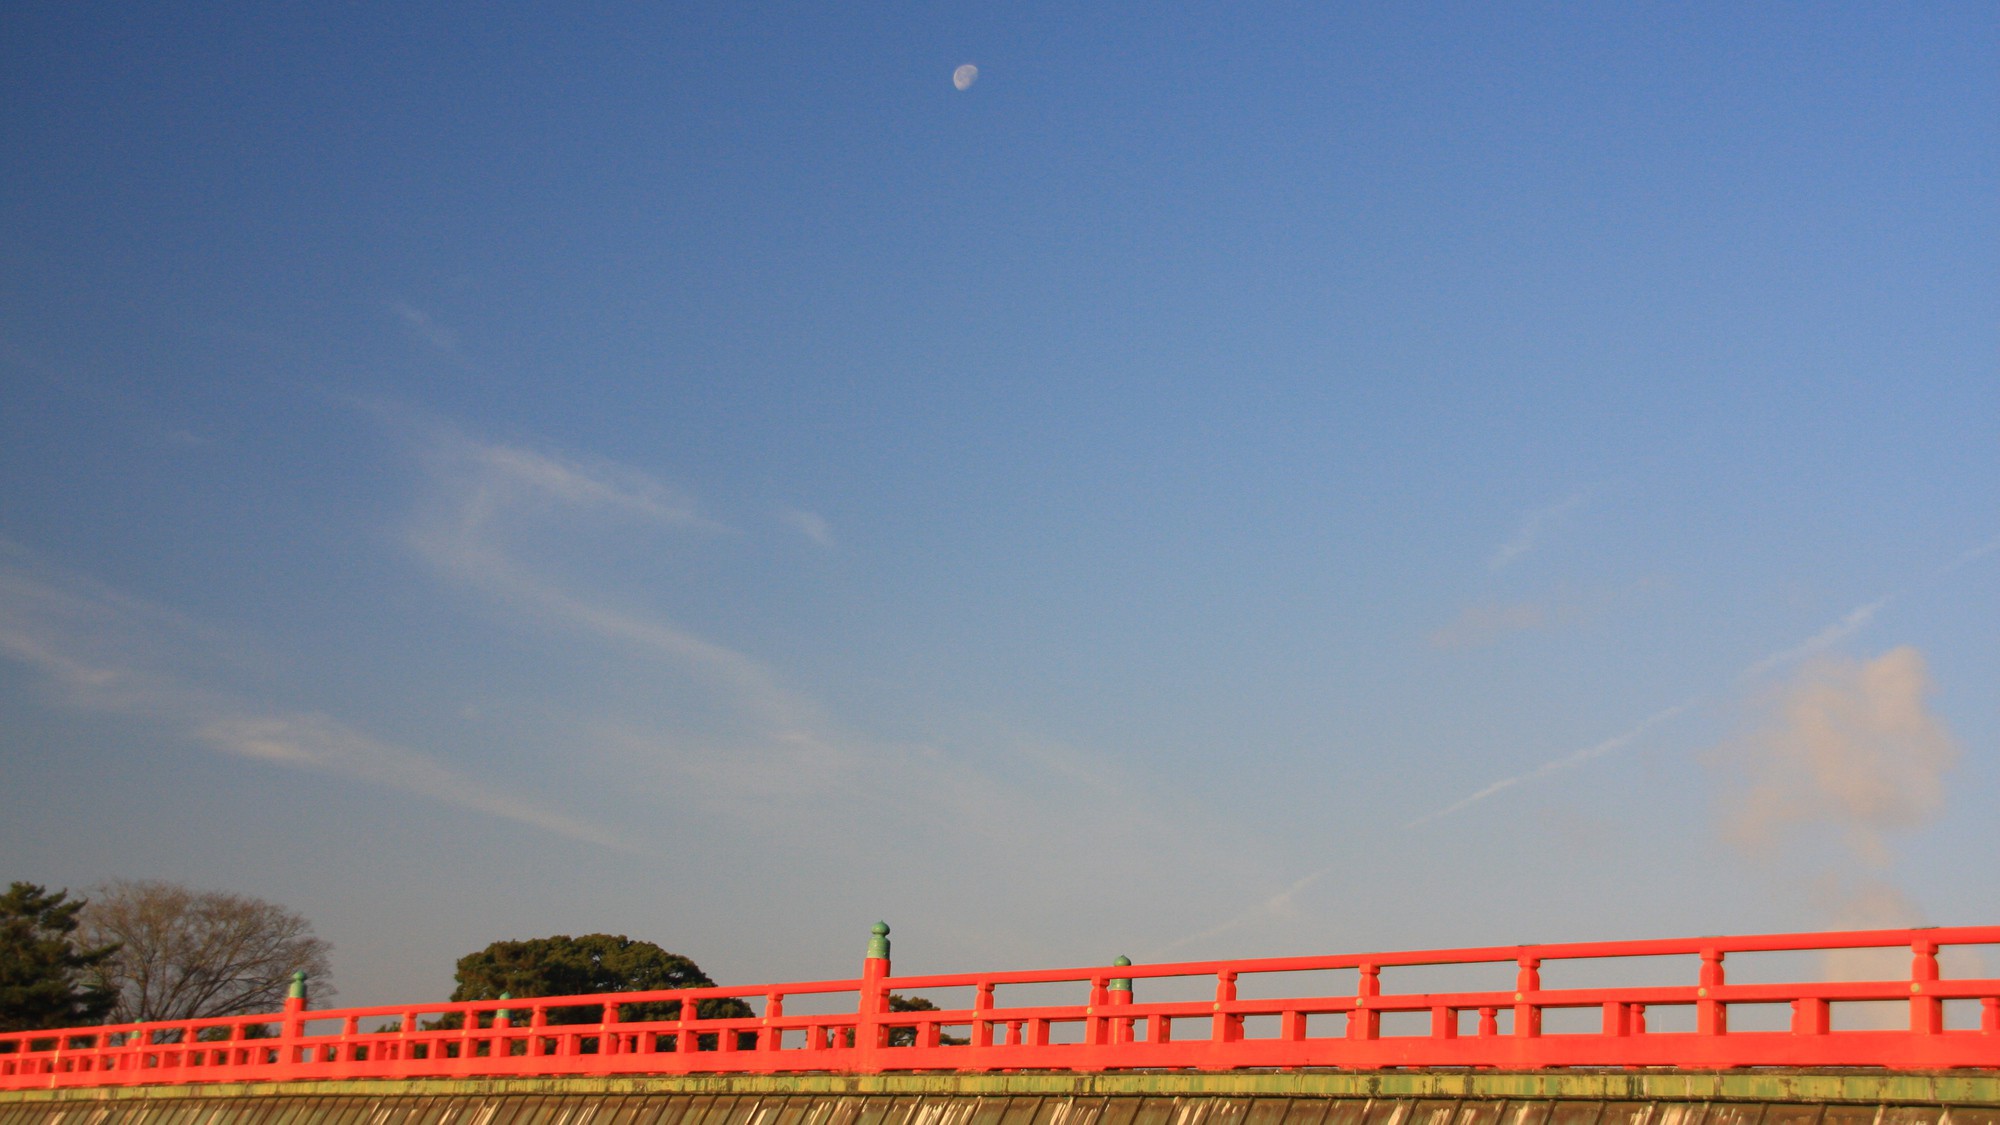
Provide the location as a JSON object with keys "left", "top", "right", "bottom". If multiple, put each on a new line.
{"left": 390, "top": 418, "right": 1252, "bottom": 937}
{"left": 1489, "top": 489, "right": 1591, "bottom": 570}
{"left": 1430, "top": 578, "right": 1666, "bottom": 652}
{"left": 456, "top": 439, "right": 701, "bottom": 525}
{"left": 1429, "top": 600, "right": 1548, "bottom": 650}
{"left": 391, "top": 301, "right": 461, "bottom": 357}
{"left": 406, "top": 426, "right": 835, "bottom": 753}
{"left": 196, "top": 714, "right": 624, "bottom": 848}
{"left": 403, "top": 425, "right": 1138, "bottom": 825}
{"left": 779, "top": 507, "right": 835, "bottom": 548}
{"left": 0, "top": 546, "right": 626, "bottom": 851}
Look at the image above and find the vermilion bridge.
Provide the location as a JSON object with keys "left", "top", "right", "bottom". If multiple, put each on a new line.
{"left": 5, "top": 926, "right": 1999, "bottom": 1125}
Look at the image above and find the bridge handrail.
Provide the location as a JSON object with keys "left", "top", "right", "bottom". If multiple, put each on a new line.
{"left": 4, "top": 924, "right": 1997, "bottom": 1088}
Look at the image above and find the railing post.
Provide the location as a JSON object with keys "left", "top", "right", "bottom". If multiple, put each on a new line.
{"left": 492, "top": 994, "right": 512, "bottom": 1062}
{"left": 1697, "top": 949, "right": 1725, "bottom": 1037}
{"left": 281, "top": 971, "right": 308, "bottom": 1071}
{"left": 455, "top": 1001, "right": 477, "bottom": 1069}
{"left": 1602, "top": 1001, "right": 1628, "bottom": 1038}
{"left": 762, "top": 992, "right": 783, "bottom": 1054}
{"left": 1792, "top": 996, "right": 1829, "bottom": 1036}
{"left": 1213, "top": 970, "right": 1241, "bottom": 1043}
{"left": 1433, "top": 1005, "right": 1457, "bottom": 1040}
{"left": 1514, "top": 957, "right": 1541, "bottom": 1038}
{"left": 1087, "top": 973, "right": 1108, "bottom": 1046}
{"left": 973, "top": 983, "right": 995, "bottom": 1048}
{"left": 1107, "top": 957, "right": 1134, "bottom": 1045}
{"left": 1349, "top": 964, "right": 1379, "bottom": 1041}
{"left": 857, "top": 922, "right": 891, "bottom": 1072}
{"left": 483, "top": 994, "right": 504, "bottom": 1061}
{"left": 676, "top": 993, "right": 699, "bottom": 1056}
{"left": 1911, "top": 938, "right": 1942, "bottom": 1034}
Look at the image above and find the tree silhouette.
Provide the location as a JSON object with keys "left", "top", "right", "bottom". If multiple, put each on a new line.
{"left": 80, "top": 880, "right": 333, "bottom": 1023}
{"left": 0, "top": 882, "right": 117, "bottom": 1031}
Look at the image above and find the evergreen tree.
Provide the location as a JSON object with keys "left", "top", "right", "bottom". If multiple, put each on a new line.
{"left": 0, "top": 883, "right": 118, "bottom": 1031}
{"left": 450, "top": 933, "right": 751, "bottom": 1025}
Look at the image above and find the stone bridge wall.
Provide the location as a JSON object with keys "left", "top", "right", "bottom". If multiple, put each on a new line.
{"left": 6, "top": 1072, "right": 2000, "bottom": 1125}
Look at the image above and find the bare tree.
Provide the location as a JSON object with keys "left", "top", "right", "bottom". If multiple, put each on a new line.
{"left": 78, "top": 881, "right": 333, "bottom": 1022}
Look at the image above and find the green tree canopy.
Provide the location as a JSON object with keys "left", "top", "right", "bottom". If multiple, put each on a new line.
{"left": 887, "top": 994, "right": 966, "bottom": 1046}
{"left": 0, "top": 882, "right": 118, "bottom": 1032}
{"left": 450, "top": 934, "right": 749, "bottom": 1025}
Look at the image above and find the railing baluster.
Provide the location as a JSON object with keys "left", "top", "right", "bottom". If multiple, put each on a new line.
{"left": 1214, "top": 970, "right": 1241, "bottom": 1044}
{"left": 1697, "top": 949, "right": 1726, "bottom": 1037}
{"left": 973, "top": 983, "right": 994, "bottom": 1048}
{"left": 1349, "top": 964, "right": 1379, "bottom": 1041}
{"left": 1515, "top": 957, "right": 1541, "bottom": 1039}
{"left": 1792, "top": 996, "right": 1827, "bottom": 1035}
{"left": 1911, "top": 939, "right": 1942, "bottom": 1034}
{"left": 763, "top": 993, "right": 784, "bottom": 1054}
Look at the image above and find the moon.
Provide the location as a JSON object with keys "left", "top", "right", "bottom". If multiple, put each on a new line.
{"left": 953, "top": 64, "right": 978, "bottom": 91}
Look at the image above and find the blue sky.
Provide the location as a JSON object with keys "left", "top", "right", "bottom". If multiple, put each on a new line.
{"left": 2, "top": 4, "right": 1995, "bottom": 1007}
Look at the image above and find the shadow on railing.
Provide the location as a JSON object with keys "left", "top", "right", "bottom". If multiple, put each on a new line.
{"left": 5, "top": 923, "right": 1999, "bottom": 1088}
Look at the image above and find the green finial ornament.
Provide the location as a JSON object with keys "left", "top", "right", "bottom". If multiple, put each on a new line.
{"left": 868, "top": 921, "right": 891, "bottom": 960}
{"left": 288, "top": 970, "right": 308, "bottom": 1002}
{"left": 1109, "top": 955, "right": 1132, "bottom": 992}
{"left": 497, "top": 991, "right": 512, "bottom": 1023}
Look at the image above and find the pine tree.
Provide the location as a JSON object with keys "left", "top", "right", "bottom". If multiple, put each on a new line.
{"left": 0, "top": 883, "right": 119, "bottom": 1031}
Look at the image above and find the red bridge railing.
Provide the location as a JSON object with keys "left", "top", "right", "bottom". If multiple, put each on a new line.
{"left": 5, "top": 924, "right": 1999, "bottom": 1088}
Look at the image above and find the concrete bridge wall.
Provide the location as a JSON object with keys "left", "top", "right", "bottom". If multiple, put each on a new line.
{"left": 6, "top": 1072, "right": 2000, "bottom": 1125}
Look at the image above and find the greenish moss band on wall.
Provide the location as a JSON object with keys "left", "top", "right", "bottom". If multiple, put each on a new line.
{"left": 5, "top": 1070, "right": 2000, "bottom": 1106}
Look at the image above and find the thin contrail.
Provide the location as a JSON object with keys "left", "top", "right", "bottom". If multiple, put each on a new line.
{"left": 1937, "top": 536, "right": 2000, "bottom": 578}
{"left": 1152, "top": 867, "right": 1333, "bottom": 957}
{"left": 1162, "top": 535, "right": 1998, "bottom": 952}
{"left": 1405, "top": 588, "right": 1897, "bottom": 828}
{"left": 1736, "top": 596, "right": 1894, "bottom": 683}
{"left": 1402, "top": 700, "right": 1695, "bottom": 829}
{"left": 1407, "top": 537, "right": 2000, "bottom": 828}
